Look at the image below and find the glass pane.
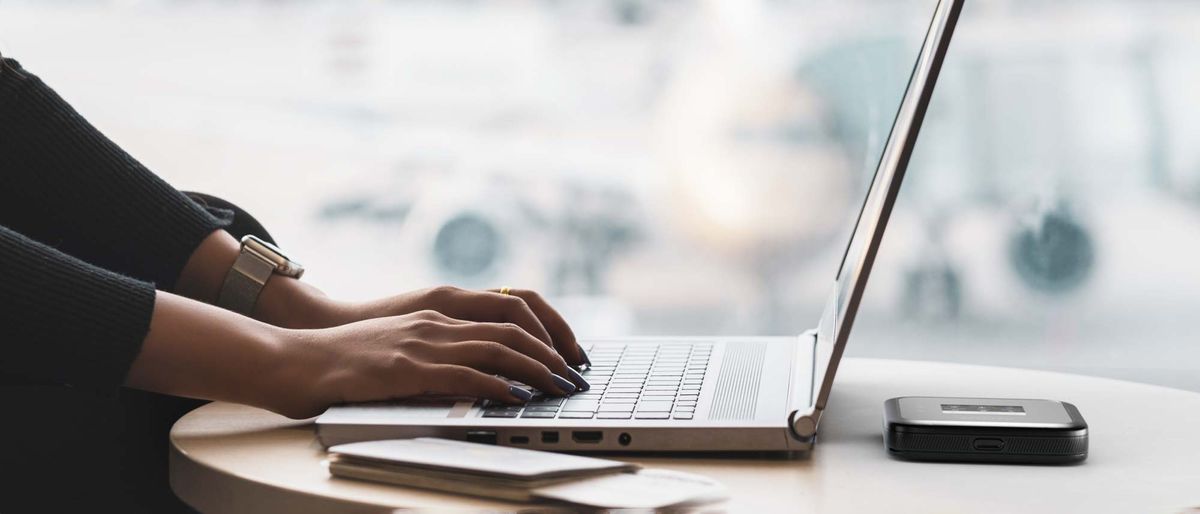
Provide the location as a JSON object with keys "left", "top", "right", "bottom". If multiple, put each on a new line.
{"left": 4, "top": 0, "right": 1198, "bottom": 392}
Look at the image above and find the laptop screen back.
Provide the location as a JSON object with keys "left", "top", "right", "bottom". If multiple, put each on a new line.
{"left": 811, "top": 0, "right": 964, "bottom": 410}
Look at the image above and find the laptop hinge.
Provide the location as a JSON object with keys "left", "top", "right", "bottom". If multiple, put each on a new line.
{"left": 786, "top": 330, "right": 820, "bottom": 441}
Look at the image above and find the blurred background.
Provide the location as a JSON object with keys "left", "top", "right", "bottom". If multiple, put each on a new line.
{"left": 2, "top": 0, "right": 1198, "bottom": 391}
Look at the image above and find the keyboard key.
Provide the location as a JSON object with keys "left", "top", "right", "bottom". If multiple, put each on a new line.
{"left": 520, "top": 411, "right": 557, "bottom": 418}
{"left": 481, "top": 410, "right": 520, "bottom": 418}
{"left": 635, "top": 412, "right": 670, "bottom": 420}
{"left": 673, "top": 412, "right": 694, "bottom": 420}
{"left": 598, "top": 404, "right": 635, "bottom": 412}
{"left": 558, "top": 411, "right": 594, "bottom": 419}
{"left": 562, "top": 401, "right": 600, "bottom": 412}
{"left": 636, "top": 401, "right": 674, "bottom": 412}
{"left": 524, "top": 405, "right": 560, "bottom": 412}
{"left": 528, "top": 398, "right": 565, "bottom": 406}
{"left": 601, "top": 397, "right": 637, "bottom": 403}
{"left": 596, "top": 412, "right": 632, "bottom": 419}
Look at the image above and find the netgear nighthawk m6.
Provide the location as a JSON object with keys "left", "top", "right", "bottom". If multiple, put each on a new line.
{"left": 884, "top": 397, "right": 1089, "bottom": 464}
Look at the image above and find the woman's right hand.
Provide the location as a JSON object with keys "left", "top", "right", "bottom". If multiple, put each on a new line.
{"left": 270, "top": 309, "right": 585, "bottom": 419}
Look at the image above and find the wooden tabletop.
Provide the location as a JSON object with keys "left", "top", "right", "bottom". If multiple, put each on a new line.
{"left": 170, "top": 358, "right": 1200, "bottom": 513}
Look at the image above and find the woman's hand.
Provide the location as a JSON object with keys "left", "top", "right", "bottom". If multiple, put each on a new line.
{"left": 272, "top": 309, "right": 584, "bottom": 419}
{"left": 175, "top": 230, "right": 590, "bottom": 369}
{"left": 258, "top": 282, "right": 591, "bottom": 368}
{"left": 129, "top": 292, "right": 586, "bottom": 420}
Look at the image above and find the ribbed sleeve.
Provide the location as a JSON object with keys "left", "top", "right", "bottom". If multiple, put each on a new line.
{"left": 0, "top": 224, "right": 155, "bottom": 390}
{"left": 0, "top": 56, "right": 231, "bottom": 291}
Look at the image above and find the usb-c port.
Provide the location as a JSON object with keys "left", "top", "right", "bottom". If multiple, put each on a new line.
{"left": 972, "top": 438, "right": 1004, "bottom": 451}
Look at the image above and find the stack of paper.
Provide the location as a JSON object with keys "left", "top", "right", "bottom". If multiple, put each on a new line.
{"left": 327, "top": 438, "right": 726, "bottom": 509}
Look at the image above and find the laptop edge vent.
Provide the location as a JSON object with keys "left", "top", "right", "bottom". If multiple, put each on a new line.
{"left": 709, "top": 342, "right": 766, "bottom": 420}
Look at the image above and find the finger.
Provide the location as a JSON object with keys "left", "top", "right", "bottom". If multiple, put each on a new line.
{"left": 440, "top": 322, "right": 589, "bottom": 390}
{"left": 431, "top": 287, "right": 555, "bottom": 348}
{"left": 418, "top": 364, "right": 534, "bottom": 404}
{"left": 438, "top": 341, "right": 576, "bottom": 396}
{"left": 492, "top": 288, "right": 586, "bottom": 367}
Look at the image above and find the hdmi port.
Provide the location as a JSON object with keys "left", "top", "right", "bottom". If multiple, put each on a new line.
{"left": 572, "top": 431, "right": 603, "bottom": 444}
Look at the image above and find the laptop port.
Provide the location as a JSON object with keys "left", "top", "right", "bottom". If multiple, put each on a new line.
{"left": 972, "top": 438, "right": 1004, "bottom": 451}
{"left": 541, "top": 431, "right": 559, "bottom": 443}
{"left": 618, "top": 433, "right": 632, "bottom": 446}
{"left": 466, "top": 430, "right": 497, "bottom": 445}
{"left": 509, "top": 435, "right": 530, "bottom": 444}
{"left": 572, "top": 431, "right": 603, "bottom": 444}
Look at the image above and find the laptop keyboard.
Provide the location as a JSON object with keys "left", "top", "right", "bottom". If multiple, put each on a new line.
{"left": 480, "top": 342, "right": 712, "bottom": 420}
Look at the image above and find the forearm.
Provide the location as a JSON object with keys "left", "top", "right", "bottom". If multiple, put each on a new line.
{"left": 0, "top": 56, "right": 230, "bottom": 290}
{"left": 175, "top": 229, "right": 348, "bottom": 329}
{"left": 124, "top": 290, "right": 316, "bottom": 417}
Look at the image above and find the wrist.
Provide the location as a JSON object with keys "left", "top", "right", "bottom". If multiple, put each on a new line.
{"left": 261, "top": 326, "right": 340, "bottom": 419}
{"left": 254, "top": 275, "right": 351, "bottom": 329}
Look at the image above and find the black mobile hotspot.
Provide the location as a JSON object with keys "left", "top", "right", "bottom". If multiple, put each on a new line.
{"left": 883, "top": 397, "right": 1088, "bottom": 464}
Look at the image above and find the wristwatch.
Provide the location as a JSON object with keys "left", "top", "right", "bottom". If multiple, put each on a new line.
{"left": 217, "top": 235, "right": 305, "bottom": 316}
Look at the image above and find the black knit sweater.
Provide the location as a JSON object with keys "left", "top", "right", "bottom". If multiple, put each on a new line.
{"left": 0, "top": 56, "right": 231, "bottom": 393}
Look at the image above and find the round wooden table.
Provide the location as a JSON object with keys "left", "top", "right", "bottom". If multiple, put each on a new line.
{"left": 170, "top": 358, "right": 1200, "bottom": 513}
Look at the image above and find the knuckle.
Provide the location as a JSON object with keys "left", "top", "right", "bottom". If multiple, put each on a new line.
{"left": 481, "top": 341, "right": 509, "bottom": 359}
{"left": 407, "top": 318, "right": 439, "bottom": 334}
{"left": 428, "top": 285, "right": 462, "bottom": 300}
{"left": 502, "top": 294, "right": 528, "bottom": 309}
{"left": 500, "top": 322, "right": 525, "bottom": 337}
{"left": 388, "top": 353, "right": 415, "bottom": 369}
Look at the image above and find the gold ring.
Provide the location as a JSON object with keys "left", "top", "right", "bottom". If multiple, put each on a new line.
{"left": 499, "top": 287, "right": 512, "bottom": 296}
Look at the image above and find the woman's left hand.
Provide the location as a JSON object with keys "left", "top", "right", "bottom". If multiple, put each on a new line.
{"left": 256, "top": 281, "right": 589, "bottom": 367}
{"left": 173, "top": 231, "right": 587, "bottom": 366}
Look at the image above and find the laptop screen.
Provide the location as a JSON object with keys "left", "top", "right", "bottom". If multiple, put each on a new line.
{"left": 810, "top": 0, "right": 964, "bottom": 410}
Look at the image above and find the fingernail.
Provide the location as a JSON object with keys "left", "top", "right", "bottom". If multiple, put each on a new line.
{"left": 508, "top": 386, "right": 533, "bottom": 402}
{"left": 565, "top": 367, "right": 591, "bottom": 392}
{"left": 578, "top": 346, "right": 593, "bottom": 368}
{"left": 551, "top": 374, "right": 577, "bottom": 395}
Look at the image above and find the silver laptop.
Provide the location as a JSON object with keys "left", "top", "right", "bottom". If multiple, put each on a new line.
{"left": 317, "top": 0, "right": 964, "bottom": 453}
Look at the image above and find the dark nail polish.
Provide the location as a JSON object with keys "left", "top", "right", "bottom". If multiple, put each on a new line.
{"left": 551, "top": 374, "right": 577, "bottom": 395}
{"left": 578, "top": 346, "right": 593, "bottom": 368}
{"left": 508, "top": 386, "right": 533, "bottom": 402}
{"left": 565, "top": 367, "right": 591, "bottom": 392}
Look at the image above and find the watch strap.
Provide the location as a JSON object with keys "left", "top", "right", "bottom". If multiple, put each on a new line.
{"left": 217, "top": 250, "right": 277, "bottom": 316}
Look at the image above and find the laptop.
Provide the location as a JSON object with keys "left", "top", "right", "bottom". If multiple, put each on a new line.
{"left": 317, "top": 0, "right": 964, "bottom": 453}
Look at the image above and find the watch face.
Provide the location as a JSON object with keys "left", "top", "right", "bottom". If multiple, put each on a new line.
{"left": 242, "top": 235, "right": 304, "bottom": 277}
